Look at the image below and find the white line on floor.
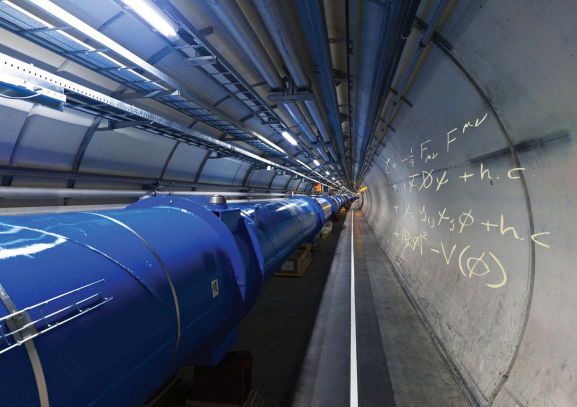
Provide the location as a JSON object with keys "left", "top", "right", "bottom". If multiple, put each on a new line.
{"left": 350, "top": 209, "right": 358, "bottom": 407}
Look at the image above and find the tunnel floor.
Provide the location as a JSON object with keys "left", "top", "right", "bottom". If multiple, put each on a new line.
{"left": 159, "top": 207, "right": 468, "bottom": 407}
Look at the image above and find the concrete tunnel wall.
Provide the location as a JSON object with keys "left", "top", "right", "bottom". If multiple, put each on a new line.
{"left": 360, "top": 1, "right": 577, "bottom": 406}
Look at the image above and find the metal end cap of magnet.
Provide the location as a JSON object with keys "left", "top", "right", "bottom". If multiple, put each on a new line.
{"left": 209, "top": 195, "right": 227, "bottom": 205}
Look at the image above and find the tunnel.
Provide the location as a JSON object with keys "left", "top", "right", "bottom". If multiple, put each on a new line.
{"left": 0, "top": 0, "right": 574, "bottom": 406}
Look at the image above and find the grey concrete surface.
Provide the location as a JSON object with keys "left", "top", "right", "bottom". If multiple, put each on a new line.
{"left": 353, "top": 209, "right": 468, "bottom": 407}
{"left": 164, "top": 208, "right": 464, "bottom": 407}
{"left": 361, "top": 2, "right": 577, "bottom": 406}
{"left": 232, "top": 210, "right": 352, "bottom": 407}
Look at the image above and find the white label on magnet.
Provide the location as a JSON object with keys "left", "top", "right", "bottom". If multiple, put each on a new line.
{"left": 212, "top": 279, "right": 219, "bottom": 298}
{"left": 282, "top": 262, "right": 295, "bottom": 271}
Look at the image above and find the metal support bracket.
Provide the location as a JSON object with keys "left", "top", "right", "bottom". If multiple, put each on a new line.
{"left": 20, "top": 26, "right": 70, "bottom": 34}
{"left": 261, "top": 119, "right": 280, "bottom": 125}
{"left": 268, "top": 74, "right": 314, "bottom": 103}
{"left": 310, "top": 141, "right": 333, "bottom": 149}
{"left": 198, "top": 26, "right": 214, "bottom": 37}
{"left": 389, "top": 88, "right": 414, "bottom": 107}
{"left": 115, "top": 90, "right": 180, "bottom": 100}
{"left": 62, "top": 48, "right": 108, "bottom": 56}
{"left": 223, "top": 136, "right": 256, "bottom": 142}
{"left": 185, "top": 56, "right": 217, "bottom": 66}
{"left": 98, "top": 120, "right": 153, "bottom": 131}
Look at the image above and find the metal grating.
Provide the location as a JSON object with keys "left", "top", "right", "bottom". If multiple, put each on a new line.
{"left": 0, "top": 50, "right": 329, "bottom": 187}
{"left": 0, "top": 0, "right": 287, "bottom": 158}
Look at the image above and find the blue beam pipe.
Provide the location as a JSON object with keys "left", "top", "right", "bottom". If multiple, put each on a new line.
{"left": 0, "top": 194, "right": 356, "bottom": 407}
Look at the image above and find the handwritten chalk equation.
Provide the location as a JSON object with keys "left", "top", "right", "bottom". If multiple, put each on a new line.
{"left": 393, "top": 205, "right": 551, "bottom": 248}
{"left": 388, "top": 163, "right": 530, "bottom": 193}
{"left": 393, "top": 229, "right": 507, "bottom": 288}
{"left": 382, "top": 112, "right": 488, "bottom": 171}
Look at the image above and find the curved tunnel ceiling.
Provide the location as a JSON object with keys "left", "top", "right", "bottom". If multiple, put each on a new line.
{"left": 0, "top": 0, "right": 349, "bottom": 209}
{"left": 0, "top": 1, "right": 576, "bottom": 405}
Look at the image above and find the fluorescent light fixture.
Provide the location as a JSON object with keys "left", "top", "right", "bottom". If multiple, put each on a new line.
{"left": 253, "top": 132, "right": 286, "bottom": 154}
{"left": 282, "top": 131, "right": 298, "bottom": 146}
{"left": 122, "top": 0, "right": 177, "bottom": 37}
{"left": 296, "top": 159, "right": 311, "bottom": 170}
{"left": 325, "top": 171, "right": 330, "bottom": 175}
{"left": 332, "top": 177, "right": 335, "bottom": 180}
{"left": 313, "top": 159, "right": 320, "bottom": 166}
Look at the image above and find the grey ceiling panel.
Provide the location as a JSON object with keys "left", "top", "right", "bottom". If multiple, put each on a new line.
{"left": 162, "top": 142, "right": 208, "bottom": 181}
{"left": 11, "top": 176, "right": 68, "bottom": 188}
{"left": 0, "top": 0, "right": 346, "bottom": 194}
{"left": 98, "top": 12, "right": 167, "bottom": 61}
{"left": 271, "top": 174, "right": 291, "bottom": 189}
{"left": 15, "top": 107, "right": 94, "bottom": 170}
{"left": 248, "top": 168, "right": 274, "bottom": 187}
{"left": 286, "top": 178, "right": 300, "bottom": 190}
{"left": 79, "top": 126, "right": 175, "bottom": 177}
{"left": 232, "top": 162, "right": 251, "bottom": 186}
{"left": 0, "top": 100, "right": 32, "bottom": 165}
{"left": 199, "top": 156, "right": 245, "bottom": 185}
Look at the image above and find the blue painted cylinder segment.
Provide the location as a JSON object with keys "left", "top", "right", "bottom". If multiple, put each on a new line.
{"left": 0, "top": 194, "right": 346, "bottom": 407}
{"left": 0, "top": 199, "right": 243, "bottom": 407}
{"left": 227, "top": 196, "right": 325, "bottom": 281}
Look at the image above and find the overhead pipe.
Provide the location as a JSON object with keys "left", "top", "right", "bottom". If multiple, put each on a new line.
{"left": 358, "top": 0, "right": 451, "bottom": 180}
{"left": 0, "top": 187, "right": 290, "bottom": 200}
{"left": 345, "top": 0, "right": 354, "bottom": 187}
{"left": 0, "top": 165, "right": 295, "bottom": 192}
{"left": 294, "top": 0, "right": 349, "bottom": 180}
{"left": 357, "top": 0, "right": 421, "bottom": 180}
{"left": 205, "top": 0, "right": 330, "bottom": 163}
{"left": 249, "top": 0, "right": 340, "bottom": 162}
{"left": 352, "top": 0, "right": 420, "bottom": 183}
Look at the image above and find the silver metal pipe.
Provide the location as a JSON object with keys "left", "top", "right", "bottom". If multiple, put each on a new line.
{"left": 164, "top": 191, "right": 289, "bottom": 197}
{"left": 255, "top": 0, "right": 332, "bottom": 145}
{"left": 250, "top": 0, "right": 309, "bottom": 87}
{"left": 282, "top": 103, "right": 318, "bottom": 143}
{"left": 306, "top": 99, "right": 332, "bottom": 144}
{"left": 206, "top": 0, "right": 284, "bottom": 90}
{"left": 0, "top": 164, "right": 291, "bottom": 192}
{"left": 296, "top": 103, "right": 334, "bottom": 161}
{"left": 252, "top": 0, "right": 335, "bottom": 142}
{"left": 0, "top": 187, "right": 290, "bottom": 200}
{"left": 382, "top": 0, "right": 450, "bottom": 124}
{"left": 360, "top": 0, "right": 451, "bottom": 179}
{"left": 205, "top": 0, "right": 331, "bottom": 164}
{"left": 0, "top": 188, "right": 150, "bottom": 200}
{"left": 0, "top": 204, "right": 128, "bottom": 217}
